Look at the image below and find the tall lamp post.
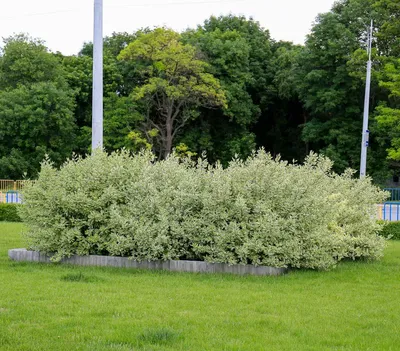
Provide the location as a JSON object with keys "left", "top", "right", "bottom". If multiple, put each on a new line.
{"left": 92, "top": 0, "right": 103, "bottom": 151}
{"left": 359, "top": 20, "right": 373, "bottom": 179}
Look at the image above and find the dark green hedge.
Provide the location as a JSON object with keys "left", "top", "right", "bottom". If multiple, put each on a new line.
{"left": 379, "top": 221, "right": 400, "bottom": 240}
{"left": 0, "top": 203, "right": 22, "bottom": 222}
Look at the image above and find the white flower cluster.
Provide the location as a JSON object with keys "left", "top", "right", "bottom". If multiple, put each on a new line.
{"left": 20, "top": 150, "right": 387, "bottom": 270}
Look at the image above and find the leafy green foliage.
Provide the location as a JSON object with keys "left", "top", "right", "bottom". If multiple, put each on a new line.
{"left": 103, "top": 94, "right": 144, "bottom": 151}
{"left": 0, "top": 82, "right": 76, "bottom": 178}
{"left": 0, "top": 35, "right": 77, "bottom": 178}
{"left": 374, "top": 0, "right": 400, "bottom": 56}
{"left": 378, "top": 221, "right": 400, "bottom": 240}
{"left": 62, "top": 53, "right": 130, "bottom": 154}
{"left": 182, "top": 15, "right": 274, "bottom": 164}
{"left": 119, "top": 28, "right": 226, "bottom": 158}
{"left": 1, "top": 5, "right": 400, "bottom": 183}
{"left": 294, "top": 0, "right": 400, "bottom": 180}
{"left": 20, "top": 150, "right": 386, "bottom": 270}
{"left": 0, "top": 34, "right": 64, "bottom": 89}
{"left": 376, "top": 59, "right": 400, "bottom": 160}
{"left": 126, "top": 130, "right": 153, "bottom": 152}
{"left": 174, "top": 143, "right": 197, "bottom": 159}
{"left": 295, "top": 8, "right": 366, "bottom": 172}
{"left": 0, "top": 204, "right": 21, "bottom": 222}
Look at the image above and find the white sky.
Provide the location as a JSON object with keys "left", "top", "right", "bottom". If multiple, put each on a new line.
{"left": 0, "top": 0, "right": 335, "bottom": 55}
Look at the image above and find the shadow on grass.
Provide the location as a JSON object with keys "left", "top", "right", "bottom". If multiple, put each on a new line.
{"left": 137, "top": 328, "right": 182, "bottom": 346}
{"left": 60, "top": 272, "right": 103, "bottom": 283}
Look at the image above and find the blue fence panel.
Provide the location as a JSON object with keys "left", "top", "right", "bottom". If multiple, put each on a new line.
{"left": 384, "top": 188, "right": 400, "bottom": 202}
{"left": 6, "top": 191, "right": 22, "bottom": 204}
{"left": 382, "top": 202, "right": 400, "bottom": 221}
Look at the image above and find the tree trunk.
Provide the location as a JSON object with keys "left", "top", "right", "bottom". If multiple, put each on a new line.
{"left": 303, "top": 111, "right": 309, "bottom": 155}
{"left": 164, "top": 115, "right": 173, "bottom": 159}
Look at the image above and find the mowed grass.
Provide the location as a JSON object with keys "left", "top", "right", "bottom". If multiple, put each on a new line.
{"left": 1, "top": 223, "right": 400, "bottom": 351}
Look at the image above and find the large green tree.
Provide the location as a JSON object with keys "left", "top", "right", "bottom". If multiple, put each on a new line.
{"left": 119, "top": 28, "right": 226, "bottom": 158}
{"left": 0, "top": 35, "right": 76, "bottom": 178}
{"left": 182, "top": 15, "right": 275, "bottom": 164}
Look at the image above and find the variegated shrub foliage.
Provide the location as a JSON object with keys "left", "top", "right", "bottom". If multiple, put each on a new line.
{"left": 20, "top": 150, "right": 387, "bottom": 269}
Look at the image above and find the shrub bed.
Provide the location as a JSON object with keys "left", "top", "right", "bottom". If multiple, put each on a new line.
{"left": 378, "top": 221, "right": 400, "bottom": 240}
{"left": 0, "top": 203, "right": 22, "bottom": 222}
{"left": 20, "top": 150, "right": 387, "bottom": 270}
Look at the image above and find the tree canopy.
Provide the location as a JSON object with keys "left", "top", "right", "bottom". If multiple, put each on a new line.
{"left": 0, "top": 2, "right": 399, "bottom": 185}
{"left": 119, "top": 28, "right": 226, "bottom": 158}
{"left": 0, "top": 35, "right": 76, "bottom": 178}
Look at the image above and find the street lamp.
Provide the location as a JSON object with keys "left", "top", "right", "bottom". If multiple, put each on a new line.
{"left": 92, "top": 0, "right": 103, "bottom": 151}
{"left": 359, "top": 20, "right": 373, "bottom": 179}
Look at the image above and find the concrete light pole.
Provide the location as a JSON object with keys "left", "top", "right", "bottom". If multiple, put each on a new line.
{"left": 92, "top": 0, "right": 103, "bottom": 151}
{"left": 359, "top": 20, "right": 373, "bottom": 179}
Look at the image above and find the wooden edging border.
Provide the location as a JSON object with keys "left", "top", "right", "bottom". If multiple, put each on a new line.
{"left": 8, "top": 249, "right": 287, "bottom": 276}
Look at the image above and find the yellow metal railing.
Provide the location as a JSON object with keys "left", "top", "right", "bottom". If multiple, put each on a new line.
{"left": 377, "top": 204, "right": 383, "bottom": 220}
{"left": 0, "top": 180, "right": 26, "bottom": 203}
{"left": 0, "top": 180, "right": 25, "bottom": 192}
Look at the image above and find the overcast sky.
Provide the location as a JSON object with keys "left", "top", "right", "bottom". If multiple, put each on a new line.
{"left": 0, "top": 0, "right": 336, "bottom": 55}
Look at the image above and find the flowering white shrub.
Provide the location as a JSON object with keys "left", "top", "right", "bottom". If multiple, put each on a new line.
{"left": 20, "top": 150, "right": 387, "bottom": 269}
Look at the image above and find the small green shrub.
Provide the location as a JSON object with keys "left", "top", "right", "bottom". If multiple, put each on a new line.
{"left": 378, "top": 221, "right": 400, "bottom": 240}
{"left": 0, "top": 203, "right": 21, "bottom": 222}
{"left": 20, "top": 150, "right": 388, "bottom": 270}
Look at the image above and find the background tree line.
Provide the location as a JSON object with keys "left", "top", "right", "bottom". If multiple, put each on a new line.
{"left": 0, "top": 0, "right": 399, "bottom": 185}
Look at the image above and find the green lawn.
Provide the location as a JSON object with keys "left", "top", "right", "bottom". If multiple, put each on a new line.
{"left": 1, "top": 223, "right": 400, "bottom": 351}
